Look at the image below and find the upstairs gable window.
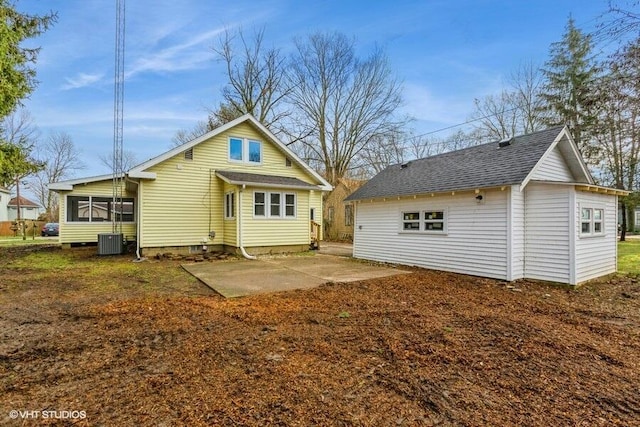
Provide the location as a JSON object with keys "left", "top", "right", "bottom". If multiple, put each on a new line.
{"left": 229, "top": 137, "right": 262, "bottom": 164}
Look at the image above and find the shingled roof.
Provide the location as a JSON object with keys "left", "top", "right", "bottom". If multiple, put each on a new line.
{"left": 215, "top": 170, "right": 320, "bottom": 190}
{"left": 346, "top": 126, "right": 585, "bottom": 202}
{"left": 8, "top": 196, "right": 40, "bottom": 208}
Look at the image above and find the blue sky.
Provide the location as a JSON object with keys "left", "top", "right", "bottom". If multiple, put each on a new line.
{"left": 17, "top": 0, "right": 610, "bottom": 176}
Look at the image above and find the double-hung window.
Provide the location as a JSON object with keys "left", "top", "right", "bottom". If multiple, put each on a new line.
{"left": 225, "top": 192, "right": 235, "bottom": 219}
{"left": 345, "top": 205, "right": 353, "bottom": 226}
{"left": 581, "top": 207, "right": 604, "bottom": 236}
{"left": 229, "top": 137, "right": 262, "bottom": 164}
{"left": 401, "top": 209, "right": 446, "bottom": 233}
{"left": 270, "top": 193, "right": 281, "bottom": 216}
{"left": 254, "top": 191, "right": 296, "bottom": 218}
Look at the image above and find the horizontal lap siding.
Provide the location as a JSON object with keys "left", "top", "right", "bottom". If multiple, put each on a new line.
{"left": 59, "top": 180, "right": 136, "bottom": 244}
{"left": 524, "top": 183, "right": 570, "bottom": 283}
{"left": 575, "top": 192, "right": 617, "bottom": 283}
{"left": 530, "top": 147, "right": 574, "bottom": 181}
{"left": 141, "top": 122, "right": 318, "bottom": 249}
{"left": 353, "top": 190, "right": 508, "bottom": 280}
{"left": 510, "top": 185, "right": 525, "bottom": 280}
{"left": 241, "top": 187, "right": 310, "bottom": 247}
{"left": 222, "top": 183, "right": 237, "bottom": 247}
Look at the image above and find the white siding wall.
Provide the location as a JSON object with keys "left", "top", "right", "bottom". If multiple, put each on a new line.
{"left": 509, "top": 185, "right": 525, "bottom": 280}
{"left": 530, "top": 147, "right": 574, "bottom": 182}
{"left": 353, "top": 190, "right": 508, "bottom": 280}
{"left": 574, "top": 191, "right": 617, "bottom": 283}
{"left": 524, "top": 183, "right": 571, "bottom": 283}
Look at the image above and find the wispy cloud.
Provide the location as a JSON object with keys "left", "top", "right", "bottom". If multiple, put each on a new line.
{"left": 125, "top": 27, "right": 229, "bottom": 78}
{"left": 401, "top": 82, "right": 472, "bottom": 125}
{"left": 61, "top": 72, "right": 105, "bottom": 90}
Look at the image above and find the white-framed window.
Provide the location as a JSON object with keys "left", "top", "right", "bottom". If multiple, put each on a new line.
{"left": 270, "top": 193, "right": 281, "bottom": 216}
{"left": 224, "top": 192, "right": 235, "bottom": 219}
{"left": 253, "top": 191, "right": 296, "bottom": 218}
{"left": 400, "top": 209, "right": 446, "bottom": 233}
{"left": 228, "top": 137, "right": 262, "bottom": 164}
{"left": 285, "top": 194, "right": 296, "bottom": 217}
{"left": 580, "top": 207, "right": 604, "bottom": 236}
{"left": 66, "top": 195, "right": 135, "bottom": 223}
{"left": 254, "top": 192, "right": 266, "bottom": 217}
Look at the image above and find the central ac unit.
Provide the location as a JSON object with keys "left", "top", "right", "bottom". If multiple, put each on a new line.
{"left": 98, "top": 233, "right": 124, "bottom": 255}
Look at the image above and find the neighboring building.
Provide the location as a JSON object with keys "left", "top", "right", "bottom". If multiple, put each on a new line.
{"left": 0, "top": 186, "right": 10, "bottom": 221}
{"left": 8, "top": 195, "right": 42, "bottom": 220}
{"left": 50, "top": 114, "right": 332, "bottom": 255}
{"left": 346, "top": 126, "right": 628, "bottom": 286}
{"left": 323, "top": 178, "right": 365, "bottom": 241}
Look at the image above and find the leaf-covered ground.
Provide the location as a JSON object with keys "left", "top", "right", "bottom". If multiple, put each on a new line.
{"left": 1, "top": 245, "right": 639, "bottom": 426}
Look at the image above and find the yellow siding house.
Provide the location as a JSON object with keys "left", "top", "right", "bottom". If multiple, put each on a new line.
{"left": 50, "top": 115, "right": 332, "bottom": 256}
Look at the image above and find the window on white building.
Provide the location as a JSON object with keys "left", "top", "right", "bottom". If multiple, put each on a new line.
{"left": 401, "top": 210, "right": 446, "bottom": 233}
{"left": 581, "top": 207, "right": 604, "bottom": 236}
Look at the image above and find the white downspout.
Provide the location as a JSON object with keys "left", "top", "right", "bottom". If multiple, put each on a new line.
{"left": 238, "top": 184, "right": 256, "bottom": 260}
{"left": 125, "top": 177, "right": 143, "bottom": 260}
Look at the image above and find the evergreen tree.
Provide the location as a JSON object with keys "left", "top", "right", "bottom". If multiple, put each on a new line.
{"left": 539, "top": 17, "right": 600, "bottom": 161}
{"left": 0, "top": 1, "right": 56, "bottom": 118}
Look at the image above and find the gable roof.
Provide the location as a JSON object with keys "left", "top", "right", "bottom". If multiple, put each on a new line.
{"left": 9, "top": 196, "right": 40, "bottom": 208}
{"left": 128, "top": 114, "right": 332, "bottom": 190}
{"left": 346, "top": 126, "right": 592, "bottom": 202}
{"left": 49, "top": 173, "right": 117, "bottom": 191}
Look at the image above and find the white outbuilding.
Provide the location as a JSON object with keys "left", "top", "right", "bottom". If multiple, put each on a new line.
{"left": 346, "top": 126, "right": 628, "bottom": 285}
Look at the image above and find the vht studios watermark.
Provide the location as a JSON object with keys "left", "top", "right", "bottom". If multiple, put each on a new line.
{"left": 8, "top": 409, "right": 86, "bottom": 420}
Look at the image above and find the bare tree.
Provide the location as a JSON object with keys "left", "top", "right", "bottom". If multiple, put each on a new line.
{"left": 1, "top": 109, "right": 40, "bottom": 152}
{"left": 287, "top": 32, "right": 405, "bottom": 185}
{"left": 98, "top": 149, "right": 138, "bottom": 172}
{"left": 595, "top": 1, "right": 640, "bottom": 44}
{"left": 357, "top": 129, "right": 408, "bottom": 174}
{"left": 28, "top": 131, "right": 84, "bottom": 220}
{"left": 171, "top": 103, "right": 242, "bottom": 147}
{"left": 509, "top": 62, "right": 547, "bottom": 134}
{"left": 470, "top": 62, "right": 546, "bottom": 142}
{"left": 213, "top": 28, "right": 291, "bottom": 131}
{"left": 591, "top": 37, "right": 640, "bottom": 238}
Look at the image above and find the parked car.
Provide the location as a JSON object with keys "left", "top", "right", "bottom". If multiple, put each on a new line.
{"left": 41, "top": 223, "right": 59, "bottom": 237}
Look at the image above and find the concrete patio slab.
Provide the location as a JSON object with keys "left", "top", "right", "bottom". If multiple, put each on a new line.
{"left": 182, "top": 254, "right": 409, "bottom": 298}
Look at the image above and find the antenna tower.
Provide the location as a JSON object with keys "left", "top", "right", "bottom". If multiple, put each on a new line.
{"left": 112, "top": 0, "right": 125, "bottom": 234}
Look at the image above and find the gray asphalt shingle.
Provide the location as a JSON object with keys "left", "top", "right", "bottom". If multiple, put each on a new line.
{"left": 216, "top": 170, "right": 319, "bottom": 189}
{"left": 346, "top": 126, "right": 567, "bottom": 201}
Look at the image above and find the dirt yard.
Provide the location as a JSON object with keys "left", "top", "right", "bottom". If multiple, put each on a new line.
{"left": 1, "top": 245, "right": 639, "bottom": 426}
